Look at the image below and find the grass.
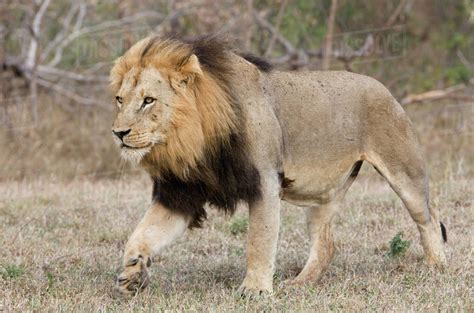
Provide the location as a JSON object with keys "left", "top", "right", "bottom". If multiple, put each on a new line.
{"left": 0, "top": 100, "right": 472, "bottom": 310}
{"left": 0, "top": 172, "right": 472, "bottom": 311}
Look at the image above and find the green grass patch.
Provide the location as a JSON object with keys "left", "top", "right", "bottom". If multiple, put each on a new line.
{"left": 228, "top": 217, "right": 248, "bottom": 235}
{"left": 46, "top": 272, "right": 55, "bottom": 290}
{"left": 387, "top": 232, "right": 411, "bottom": 258}
{"left": 1, "top": 264, "right": 25, "bottom": 279}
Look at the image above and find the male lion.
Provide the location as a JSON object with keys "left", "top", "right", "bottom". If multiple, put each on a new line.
{"left": 110, "top": 36, "right": 446, "bottom": 296}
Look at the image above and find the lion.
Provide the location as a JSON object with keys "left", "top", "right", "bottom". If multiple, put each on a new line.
{"left": 109, "top": 35, "right": 447, "bottom": 297}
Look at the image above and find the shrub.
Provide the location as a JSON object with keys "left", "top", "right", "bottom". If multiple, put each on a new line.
{"left": 387, "top": 232, "right": 411, "bottom": 258}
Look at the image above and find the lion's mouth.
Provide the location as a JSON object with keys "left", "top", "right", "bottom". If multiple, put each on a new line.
{"left": 119, "top": 142, "right": 153, "bottom": 164}
{"left": 121, "top": 143, "right": 152, "bottom": 150}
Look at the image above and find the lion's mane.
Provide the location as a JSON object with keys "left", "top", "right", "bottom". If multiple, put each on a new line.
{"left": 110, "top": 36, "right": 271, "bottom": 227}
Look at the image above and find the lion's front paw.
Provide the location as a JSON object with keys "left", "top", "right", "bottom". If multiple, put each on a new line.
{"left": 113, "top": 256, "right": 151, "bottom": 298}
{"left": 238, "top": 277, "right": 273, "bottom": 298}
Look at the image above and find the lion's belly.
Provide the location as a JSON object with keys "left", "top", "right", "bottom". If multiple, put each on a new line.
{"left": 281, "top": 151, "right": 360, "bottom": 206}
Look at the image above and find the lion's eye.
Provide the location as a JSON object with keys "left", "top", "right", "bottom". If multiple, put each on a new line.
{"left": 116, "top": 96, "right": 123, "bottom": 104}
{"left": 144, "top": 97, "right": 155, "bottom": 104}
{"left": 141, "top": 97, "right": 156, "bottom": 109}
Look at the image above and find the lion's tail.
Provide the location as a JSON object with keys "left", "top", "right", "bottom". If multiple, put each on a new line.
{"left": 429, "top": 206, "right": 447, "bottom": 243}
{"left": 440, "top": 222, "right": 447, "bottom": 243}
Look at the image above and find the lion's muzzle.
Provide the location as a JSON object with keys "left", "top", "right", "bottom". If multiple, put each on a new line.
{"left": 113, "top": 128, "right": 131, "bottom": 142}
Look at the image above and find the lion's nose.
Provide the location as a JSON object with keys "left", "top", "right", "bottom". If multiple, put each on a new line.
{"left": 113, "top": 129, "right": 131, "bottom": 141}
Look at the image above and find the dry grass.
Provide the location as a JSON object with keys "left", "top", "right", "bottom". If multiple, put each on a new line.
{"left": 0, "top": 175, "right": 472, "bottom": 311}
{"left": 0, "top": 100, "right": 472, "bottom": 311}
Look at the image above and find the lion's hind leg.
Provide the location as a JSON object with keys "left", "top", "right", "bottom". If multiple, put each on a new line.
{"left": 366, "top": 150, "right": 446, "bottom": 267}
{"left": 364, "top": 98, "right": 446, "bottom": 267}
{"left": 290, "top": 162, "right": 362, "bottom": 285}
{"left": 290, "top": 202, "right": 338, "bottom": 285}
{"left": 363, "top": 112, "right": 448, "bottom": 268}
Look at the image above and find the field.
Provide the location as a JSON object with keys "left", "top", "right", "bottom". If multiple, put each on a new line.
{"left": 0, "top": 101, "right": 472, "bottom": 311}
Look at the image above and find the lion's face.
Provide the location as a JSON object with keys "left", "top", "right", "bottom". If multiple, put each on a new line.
{"left": 110, "top": 38, "right": 236, "bottom": 175}
{"left": 112, "top": 66, "right": 180, "bottom": 163}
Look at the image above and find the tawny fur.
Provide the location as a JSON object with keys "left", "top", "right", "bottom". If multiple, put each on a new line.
{"left": 110, "top": 35, "right": 446, "bottom": 297}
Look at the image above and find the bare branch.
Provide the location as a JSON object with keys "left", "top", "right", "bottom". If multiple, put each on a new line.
{"left": 37, "top": 65, "right": 109, "bottom": 83}
{"left": 457, "top": 49, "right": 472, "bottom": 70}
{"left": 322, "top": 0, "right": 338, "bottom": 70}
{"left": 385, "top": 0, "right": 408, "bottom": 28}
{"left": 25, "top": 0, "right": 51, "bottom": 69}
{"left": 401, "top": 80, "right": 474, "bottom": 105}
{"left": 73, "top": 2, "right": 87, "bottom": 33}
{"left": 264, "top": 0, "right": 287, "bottom": 57}
{"left": 4, "top": 54, "right": 108, "bottom": 84}
{"left": 26, "top": 0, "right": 51, "bottom": 123}
{"left": 333, "top": 34, "right": 374, "bottom": 61}
{"left": 48, "top": 11, "right": 163, "bottom": 67}
{"left": 40, "top": 2, "right": 81, "bottom": 62}
{"left": 253, "top": 10, "right": 295, "bottom": 55}
{"left": 82, "top": 61, "right": 111, "bottom": 75}
{"left": 37, "top": 78, "right": 110, "bottom": 108}
{"left": 254, "top": 6, "right": 372, "bottom": 70}
{"left": 243, "top": 0, "right": 255, "bottom": 51}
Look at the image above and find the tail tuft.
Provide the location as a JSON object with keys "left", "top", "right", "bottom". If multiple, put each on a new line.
{"left": 440, "top": 222, "right": 447, "bottom": 243}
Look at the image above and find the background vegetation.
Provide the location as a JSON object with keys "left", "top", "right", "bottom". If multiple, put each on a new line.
{"left": 0, "top": 0, "right": 472, "bottom": 179}
{"left": 0, "top": 0, "right": 472, "bottom": 311}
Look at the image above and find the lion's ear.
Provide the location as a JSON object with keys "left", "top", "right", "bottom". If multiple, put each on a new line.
{"left": 171, "top": 54, "right": 202, "bottom": 90}
{"left": 178, "top": 54, "right": 203, "bottom": 77}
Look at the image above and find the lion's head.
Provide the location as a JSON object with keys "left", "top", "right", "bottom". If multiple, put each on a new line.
{"left": 109, "top": 36, "right": 238, "bottom": 178}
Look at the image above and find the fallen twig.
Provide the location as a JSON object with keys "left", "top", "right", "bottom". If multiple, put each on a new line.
{"left": 401, "top": 80, "right": 474, "bottom": 105}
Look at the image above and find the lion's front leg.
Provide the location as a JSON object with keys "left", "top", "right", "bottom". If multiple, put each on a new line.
{"left": 239, "top": 175, "right": 281, "bottom": 296}
{"left": 114, "top": 203, "right": 189, "bottom": 297}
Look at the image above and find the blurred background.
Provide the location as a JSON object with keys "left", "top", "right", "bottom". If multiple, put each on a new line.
{"left": 0, "top": 0, "right": 472, "bottom": 181}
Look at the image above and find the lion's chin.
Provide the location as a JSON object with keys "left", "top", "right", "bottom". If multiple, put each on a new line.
{"left": 120, "top": 146, "right": 152, "bottom": 164}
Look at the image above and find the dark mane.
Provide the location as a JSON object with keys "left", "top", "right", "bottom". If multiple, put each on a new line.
{"left": 152, "top": 131, "right": 262, "bottom": 228}
{"left": 152, "top": 35, "right": 263, "bottom": 228}
{"left": 239, "top": 53, "right": 273, "bottom": 72}
{"left": 186, "top": 35, "right": 272, "bottom": 73}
